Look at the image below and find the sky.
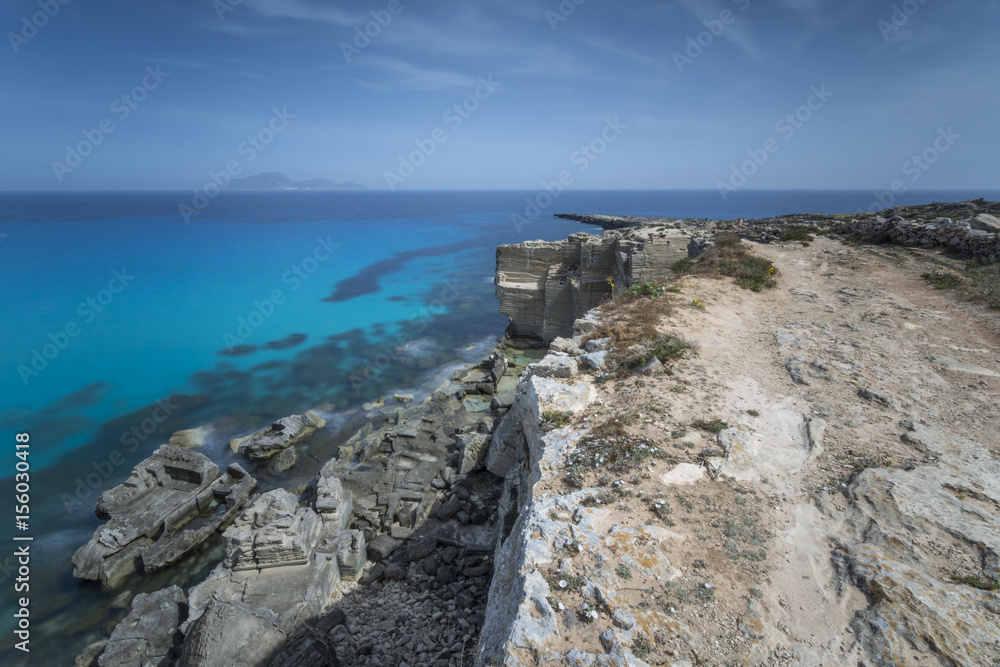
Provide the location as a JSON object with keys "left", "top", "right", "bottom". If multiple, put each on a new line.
{"left": 1, "top": 0, "right": 998, "bottom": 191}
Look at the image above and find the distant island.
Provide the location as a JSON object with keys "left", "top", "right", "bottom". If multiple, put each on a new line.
{"left": 228, "top": 172, "right": 366, "bottom": 191}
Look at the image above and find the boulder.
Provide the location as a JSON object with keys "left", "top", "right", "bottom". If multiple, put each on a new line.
{"left": 458, "top": 433, "right": 490, "bottom": 475}
{"left": 179, "top": 598, "right": 286, "bottom": 667}
{"left": 579, "top": 350, "right": 608, "bottom": 370}
{"left": 230, "top": 411, "right": 326, "bottom": 459}
{"left": 970, "top": 213, "right": 1000, "bottom": 232}
{"left": 526, "top": 354, "right": 578, "bottom": 379}
{"left": 97, "top": 586, "right": 187, "bottom": 667}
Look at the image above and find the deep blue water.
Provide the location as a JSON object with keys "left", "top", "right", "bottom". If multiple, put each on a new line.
{"left": 0, "top": 188, "right": 996, "bottom": 663}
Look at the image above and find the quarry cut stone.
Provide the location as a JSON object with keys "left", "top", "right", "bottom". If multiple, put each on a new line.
{"left": 496, "top": 228, "right": 688, "bottom": 342}
{"left": 230, "top": 411, "right": 326, "bottom": 459}
{"left": 72, "top": 444, "right": 255, "bottom": 589}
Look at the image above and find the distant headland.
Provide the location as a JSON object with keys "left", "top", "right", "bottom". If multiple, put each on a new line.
{"left": 228, "top": 172, "right": 366, "bottom": 191}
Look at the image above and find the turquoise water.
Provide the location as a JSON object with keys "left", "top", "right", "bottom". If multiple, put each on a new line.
{"left": 0, "top": 188, "right": 996, "bottom": 663}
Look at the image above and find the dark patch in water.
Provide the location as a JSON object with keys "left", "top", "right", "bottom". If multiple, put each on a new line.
{"left": 387, "top": 295, "right": 410, "bottom": 302}
{"left": 46, "top": 382, "right": 112, "bottom": 413}
{"left": 263, "top": 332, "right": 307, "bottom": 350}
{"left": 323, "top": 237, "right": 485, "bottom": 303}
{"left": 251, "top": 359, "right": 288, "bottom": 372}
{"left": 217, "top": 344, "right": 257, "bottom": 357}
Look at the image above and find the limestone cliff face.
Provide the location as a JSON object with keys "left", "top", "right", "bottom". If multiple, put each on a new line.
{"left": 495, "top": 228, "right": 689, "bottom": 342}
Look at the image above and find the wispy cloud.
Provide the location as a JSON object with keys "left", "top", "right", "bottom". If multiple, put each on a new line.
{"left": 673, "top": 0, "right": 763, "bottom": 62}
{"left": 350, "top": 57, "right": 481, "bottom": 92}
{"left": 242, "top": 0, "right": 361, "bottom": 26}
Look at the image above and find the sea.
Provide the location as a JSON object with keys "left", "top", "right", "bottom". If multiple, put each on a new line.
{"left": 0, "top": 188, "right": 995, "bottom": 664}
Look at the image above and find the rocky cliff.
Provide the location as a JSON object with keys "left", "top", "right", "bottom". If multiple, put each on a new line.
{"left": 495, "top": 228, "right": 689, "bottom": 342}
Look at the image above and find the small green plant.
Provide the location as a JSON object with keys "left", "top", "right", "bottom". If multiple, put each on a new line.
{"left": 632, "top": 632, "right": 654, "bottom": 658}
{"left": 671, "top": 257, "right": 695, "bottom": 273}
{"left": 692, "top": 418, "right": 728, "bottom": 434}
{"left": 542, "top": 410, "right": 572, "bottom": 431}
{"left": 619, "top": 334, "right": 690, "bottom": 372}
{"left": 692, "top": 559, "right": 708, "bottom": 570}
{"left": 953, "top": 573, "right": 1000, "bottom": 591}
{"left": 582, "top": 492, "right": 617, "bottom": 507}
{"left": 550, "top": 573, "right": 586, "bottom": 593}
{"left": 691, "top": 299, "right": 705, "bottom": 310}
{"left": 746, "top": 409, "right": 760, "bottom": 417}
{"left": 626, "top": 281, "right": 667, "bottom": 299}
{"left": 693, "top": 584, "right": 716, "bottom": 603}
{"left": 780, "top": 227, "right": 816, "bottom": 246}
{"left": 722, "top": 256, "right": 778, "bottom": 292}
{"left": 715, "top": 232, "right": 743, "bottom": 247}
{"left": 616, "top": 563, "right": 633, "bottom": 579}
{"left": 921, "top": 271, "right": 964, "bottom": 290}
{"left": 564, "top": 412, "right": 668, "bottom": 488}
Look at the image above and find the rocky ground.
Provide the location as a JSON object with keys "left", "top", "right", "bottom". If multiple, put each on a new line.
{"left": 74, "top": 202, "right": 1000, "bottom": 667}
{"left": 493, "top": 232, "right": 1000, "bottom": 665}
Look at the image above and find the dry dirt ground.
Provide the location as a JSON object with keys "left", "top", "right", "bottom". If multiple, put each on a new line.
{"left": 539, "top": 235, "right": 1000, "bottom": 666}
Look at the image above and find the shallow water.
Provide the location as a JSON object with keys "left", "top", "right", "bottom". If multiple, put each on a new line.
{"left": 0, "top": 188, "right": 995, "bottom": 663}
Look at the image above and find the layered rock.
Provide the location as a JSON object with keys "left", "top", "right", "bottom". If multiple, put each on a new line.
{"left": 229, "top": 411, "right": 326, "bottom": 462}
{"left": 72, "top": 445, "right": 255, "bottom": 589}
{"left": 179, "top": 487, "right": 364, "bottom": 663}
{"left": 495, "top": 228, "right": 689, "bottom": 342}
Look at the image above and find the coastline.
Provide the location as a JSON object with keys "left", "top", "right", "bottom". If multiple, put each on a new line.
{"left": 12, "top": 197, "right": 1000, "bottom": 665}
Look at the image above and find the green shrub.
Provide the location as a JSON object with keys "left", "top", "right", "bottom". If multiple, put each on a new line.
{"left": 921, "top": 271, "right": 964, "bottom": 290}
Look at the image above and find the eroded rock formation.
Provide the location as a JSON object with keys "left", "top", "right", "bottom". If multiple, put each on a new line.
{"left": 72, "top": 444, "right": 255, "bottom": 589}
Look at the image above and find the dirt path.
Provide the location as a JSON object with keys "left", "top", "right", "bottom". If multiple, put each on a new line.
{"left": 567, "top": 235, "right": 1000, "bottom": 665}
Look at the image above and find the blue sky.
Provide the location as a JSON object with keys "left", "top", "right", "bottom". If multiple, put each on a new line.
{"left": 2, "top": 0, "right": 998, "bottom": 190}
